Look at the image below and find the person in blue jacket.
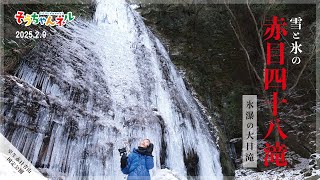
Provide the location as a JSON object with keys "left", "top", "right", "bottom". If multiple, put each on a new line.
{"left": 120, "top": 139, "right": 154, "bottom": 180}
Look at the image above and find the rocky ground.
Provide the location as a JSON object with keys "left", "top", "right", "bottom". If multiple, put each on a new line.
{"left": 234, "top": 140, "right": 320, "bottom": 179}
{"left": 136, "top": 3, "right": 317, "bottom": 178}
{"left": 2, "top": 2, "right": 318, "bottom": 179}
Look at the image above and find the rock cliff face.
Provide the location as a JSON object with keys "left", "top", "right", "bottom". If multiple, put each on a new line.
{"left": 137, "top": 3, "right": 317, "bottom": 174}
{"left": 1, "top": 0, "right": 223, "bottom": 179}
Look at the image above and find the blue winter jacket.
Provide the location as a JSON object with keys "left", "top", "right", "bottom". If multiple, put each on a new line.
{"left": 121, "top": 148, "right": 154, "bottom": 180}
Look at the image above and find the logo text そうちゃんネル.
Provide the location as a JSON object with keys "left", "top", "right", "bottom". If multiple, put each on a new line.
{"left": 14, "top": 11, "right": 75, "bottom": 26}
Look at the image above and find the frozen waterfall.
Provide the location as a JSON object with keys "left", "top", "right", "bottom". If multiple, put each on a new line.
{"left": 1, "top": 0, "right": 223, "bottom": 179}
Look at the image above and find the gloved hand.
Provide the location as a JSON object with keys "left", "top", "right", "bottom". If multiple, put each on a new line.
{"left": 120, "top": 153, "right": 128, "bottom": 169}
{"left": 145, "top": 143, "right": 153, "bottom": 156}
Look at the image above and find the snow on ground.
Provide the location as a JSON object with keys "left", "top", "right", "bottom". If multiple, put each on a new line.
{"left": 1, "top": 149, "right": 318, "bottom": 180}
{"left": 152, "top": 168, "right": 186, "bottom": 180}
{"left": 0, "top": 164, "right": 183, "bottom": 180}
{"left": 235, "top": 168, "right": 304, "bottom": 180}
{"left": 235, "top": 139, "right": 320, "bottom": 179}
{"left": 235, "top": 153, "right": 310, "bottom": 180}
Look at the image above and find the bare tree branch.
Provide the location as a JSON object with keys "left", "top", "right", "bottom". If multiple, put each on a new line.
{"left": 224, "top": 2, "right": 263, "bottom": 81}
{"left": 228, "top": 20, "right": 264, "bottom": 84}
{"left": 289, "top": 46, "right": 316, "bottom": 92}
{"left": 247, "top": 0, "right": 266, "bottom": 67}
{"left": 278, "top": 45, "right": 316, "bottom": 109}
{"left": 226, "top": 0, "right": 316, "bottom": 143}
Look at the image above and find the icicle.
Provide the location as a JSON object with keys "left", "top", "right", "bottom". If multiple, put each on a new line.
{"left": 2, "top": 1, "right": 223, "bottom": 179}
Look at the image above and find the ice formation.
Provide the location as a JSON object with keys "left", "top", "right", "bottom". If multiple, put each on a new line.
{"left": 1, "top": 0, "right": 223, "bottom": 179}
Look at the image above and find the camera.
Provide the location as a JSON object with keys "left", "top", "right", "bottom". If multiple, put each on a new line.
{"left": 118, "top": 147, "right": 126, "bottom": 156}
